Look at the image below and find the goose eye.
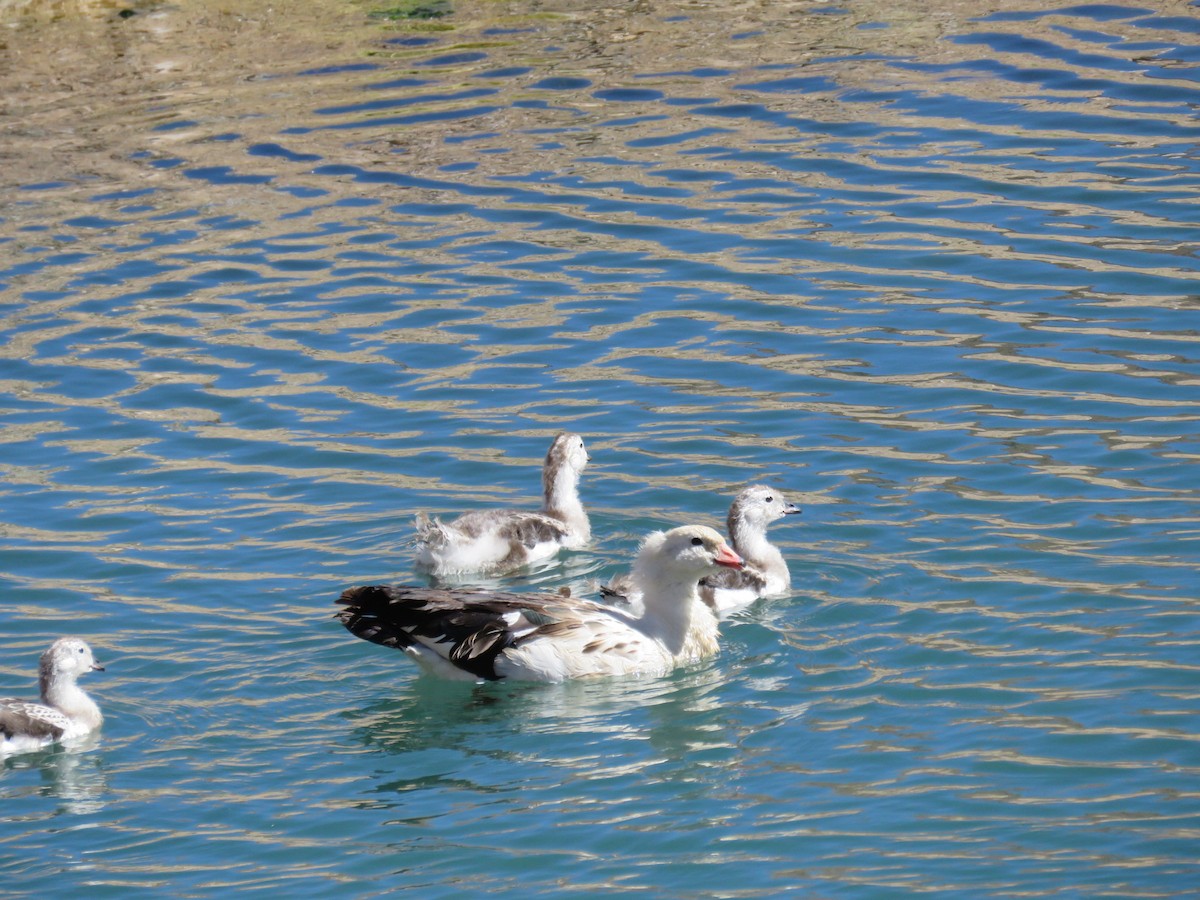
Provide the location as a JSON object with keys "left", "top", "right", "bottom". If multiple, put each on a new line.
{"left": 690, "top": 537, "right": 703, "bottom": 546}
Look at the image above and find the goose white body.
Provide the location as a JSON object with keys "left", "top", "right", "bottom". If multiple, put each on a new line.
{"left": 414, "top": 433, "right": 591, "bottom": 576}
{"left": 339, "top": 525, "right": 743, "bottom": 682}
{"left": 1, "top": 638, "right": 104, "bottom": 756}
{"left": 603, "top": 485, "right": 800, "bottom": 616}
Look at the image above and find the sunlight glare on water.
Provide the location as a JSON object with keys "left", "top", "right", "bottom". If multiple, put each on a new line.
{"left": 1, "top": 0, "right": 1198, "bottom": 896}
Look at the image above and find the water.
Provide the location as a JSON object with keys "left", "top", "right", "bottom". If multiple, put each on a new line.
{"left": 1, "top": 0, "right": 1198, "bottom": 895}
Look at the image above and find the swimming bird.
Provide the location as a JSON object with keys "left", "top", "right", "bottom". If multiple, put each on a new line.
{"left": 413, "top": 432, "right": 591, "bottom": 576}
{"left": 1, "top": 638, "right": 104, "bottom": 756}
{"left": 337, "top": 524, "right": 743, "bottom": 682}
{"left": 602, "top": 485, "right": 801, "bottom": 616}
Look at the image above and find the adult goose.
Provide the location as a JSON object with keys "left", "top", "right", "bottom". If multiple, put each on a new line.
{"left": 603, "top": 485, "right": 800, "bottom": 616}
{"left": 337, "top": 525, "right": 742, "bottom": 682}
{"left": 413, "top": 432, "right": 591, "bottom": 576}
{"left": 1, "top": 638, "right": 104, "bottom": 756}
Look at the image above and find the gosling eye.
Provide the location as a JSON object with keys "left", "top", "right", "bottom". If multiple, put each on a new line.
{"left": 765, "top": 495, "right": 774, "bottom": 503}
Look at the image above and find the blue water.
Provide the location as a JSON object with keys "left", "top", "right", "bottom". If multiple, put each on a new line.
{"left": 2, "top": 0, "right": 1198, "bottom": 896}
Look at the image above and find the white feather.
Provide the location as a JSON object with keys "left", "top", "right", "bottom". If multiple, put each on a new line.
{"left": 413, "top": 433, "right": 591, "bottom": 576}
{"left": 338, "top": 525, "right": 744, "bottom": 683}
{"left": 1, "top": 638, "right": 104, "bottom": 756}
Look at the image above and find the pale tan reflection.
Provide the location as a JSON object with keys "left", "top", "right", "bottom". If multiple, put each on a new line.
{"left": 0, "top": 0, "right": 1192, "bottom": 553}
{"left": 557, "top": 306, "right": 1200, "bottom": 422}
{"left": 966, "top": 711, "right": 1200, "bottom": 745}
{"left": 3, "top": 0, "right": 1197, "bottom": 262}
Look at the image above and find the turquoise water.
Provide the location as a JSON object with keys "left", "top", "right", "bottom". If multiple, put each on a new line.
{"left": 2, "top": 0, "right": 1198, "bottom": 895}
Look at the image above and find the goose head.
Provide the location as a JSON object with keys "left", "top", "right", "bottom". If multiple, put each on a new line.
{"left": 730, "top": 485, "right": 801, "bottom": 532}
{"left": 637, "top": 524, "right": 744, "bottom": 583}
{"left": 40, "top": 637, "right": 104, "bottom": 684}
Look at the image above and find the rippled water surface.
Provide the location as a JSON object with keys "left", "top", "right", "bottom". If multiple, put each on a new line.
{"left": 2, "top": 0, "right": 1198, "bottom": 895}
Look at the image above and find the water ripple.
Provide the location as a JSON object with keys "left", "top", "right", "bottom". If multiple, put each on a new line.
{"left": 1, "top": 0, "right": 1198, "bottom": 896}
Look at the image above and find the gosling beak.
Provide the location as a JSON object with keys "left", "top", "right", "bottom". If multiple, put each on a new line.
{"left": 713, "top": 542, "right": 743, "bottom": 569}
{"left": 784, "top": 502, "right": 802, "bottom": 515}
{"left": 92, "top": 661, "right": 105, "bottom": 673}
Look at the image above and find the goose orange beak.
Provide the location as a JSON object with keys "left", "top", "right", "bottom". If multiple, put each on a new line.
{"left": 714, "top": 542, "right": 743, "bottom": 569}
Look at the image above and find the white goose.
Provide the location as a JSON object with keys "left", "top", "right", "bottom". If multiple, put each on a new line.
{"left": 413, "top": 432, "right": 591, "bottom": 576}
{"left": 603, "top": 485, "right": 800, "bottom": 616}
{"left": 1, "top": 638, "right": 104, "bottom": 756}
{"left": 338, "top": 524, "right": 743, "bottom": 682}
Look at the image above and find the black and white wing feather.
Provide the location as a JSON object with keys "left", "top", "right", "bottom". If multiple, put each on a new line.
{"left": 0, "top": 699, "right": 69, "bottom": 743}
{"left": 336, "top": 585, "right": 601, "bottom": 681}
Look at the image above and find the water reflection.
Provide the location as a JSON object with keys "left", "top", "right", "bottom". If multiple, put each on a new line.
{"left": 349, "top": 664, "right": 732, "bottom": 755}
{"left": 344, "top": 659, "right": 803, "bottom": 843}
{"left": 2, "top": 737, "right": 107, "bottom": 816}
